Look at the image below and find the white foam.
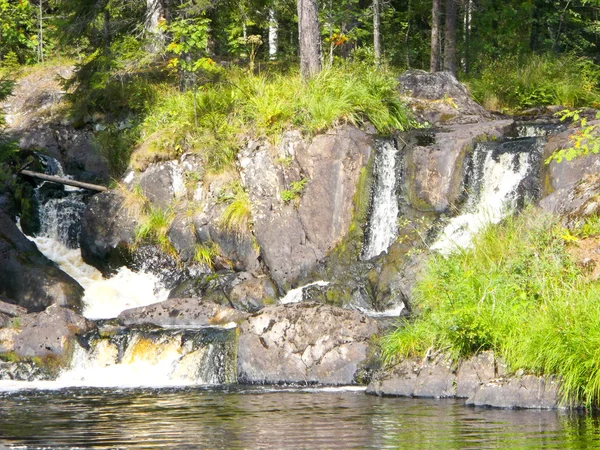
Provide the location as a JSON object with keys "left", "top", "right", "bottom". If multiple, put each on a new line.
{"left": 28, "top": 235, "right": 168, "bottom": 320}
{"left": 431, "top": 150, "right": 532, "bottom": 255}
{"left": 279, "top": 281, "right": 329, "bottom": 304}
{"left": 362, "top": 139, "right": 399, "bottom": 260}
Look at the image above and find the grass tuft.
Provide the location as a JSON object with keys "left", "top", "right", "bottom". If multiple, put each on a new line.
{"left": 218, "top": 180, "right": 252, "bottom": 236}
{"left": 381, "top": 208, "right": 600, "bottom": 407}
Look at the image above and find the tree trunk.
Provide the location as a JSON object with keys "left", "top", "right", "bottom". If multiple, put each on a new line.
{"left": 328, "top": 0, "right": 334, "bottom": 66}
{"left": 373, "top": 0, "right": 381, "bottom": 66}
{"left": 444, "top": 0, "right": 457, "bottom": 76}
{"left": 103, "top": 9, "right": 111, "bottom": 54}
{"left": 146, "top": 0, "right": 165, "bottom": 52}
{"left": 430, "top": 0, "right": 442, "bottom": 72}
{"left": 297, "top": 0, "right": 321, "bottom": 79}
{"left": 269, "top": 8, "right": 278, "bottom": 60}
{"left": 464, "top": 0, "right": 471, "bottom": 74}
{"left": 405, "top": 0, "right": 411, "bottom": 68}
{"left": 38, "top": 0, "right": 44, "bottom": 64}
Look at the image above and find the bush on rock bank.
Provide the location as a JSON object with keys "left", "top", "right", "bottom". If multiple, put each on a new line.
{"left": 382, "top": 208, "right": 600, "bottom": 408}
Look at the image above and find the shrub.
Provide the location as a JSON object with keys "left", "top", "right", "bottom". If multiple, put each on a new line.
{"left": 468, "top": 54, "right": 600, "bottom": 111}
{"left": 381, "top": 208, "right": 600, "bottom": 407}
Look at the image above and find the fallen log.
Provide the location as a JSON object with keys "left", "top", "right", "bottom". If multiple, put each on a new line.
{"left": 19, "top": 170, "right": 108, "bottom": 192}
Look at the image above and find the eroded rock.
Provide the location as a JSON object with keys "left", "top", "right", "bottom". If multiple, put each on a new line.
{"left": 118, "top": 297, "right": 249, "bottom": 327}
{"left": 0, "top": 212, "right": 84, "bottom": 313}
{"left": 237, "top": 302, "right": 379, "bottom": 385}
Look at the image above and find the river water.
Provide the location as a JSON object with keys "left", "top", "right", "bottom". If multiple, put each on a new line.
{"left": 0, "top": 386, "right": 598, "bottom": 448}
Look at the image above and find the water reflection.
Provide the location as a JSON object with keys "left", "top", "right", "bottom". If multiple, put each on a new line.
{"left": 0, "top": 387, "right": 598, "bottom": 448}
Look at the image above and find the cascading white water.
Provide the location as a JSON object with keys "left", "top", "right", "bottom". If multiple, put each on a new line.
{"left": 431, "top": 139, "right": 539, "bottom": 255}
{"left": 26, "top": 155, "right": 170, "bottom": 320}
{"left": 279, "top": 281, "right": 329, "bottom": 304}
{"left": 362, "top": 139, "right": 399, "bottom": 260}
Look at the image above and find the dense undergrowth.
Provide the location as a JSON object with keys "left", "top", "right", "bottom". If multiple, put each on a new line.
{"left": 132, "top": 62, "right": 412, "bottom": 172}
{"left": 468, "top": 54, "right": 600, "bottom": 112}
{"left": 381, "top": 208, "right": 600, "bottom": 407}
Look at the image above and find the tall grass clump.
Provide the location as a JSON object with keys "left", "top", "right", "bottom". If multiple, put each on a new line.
{"left": 135, "top": 206, "right": 176, "bottom": 255}
{"left": 137, "top": 63, "right": 412, "bottom": 172}
{"left": 381, "top": 208, "right": 600, "bottom": 407}
{"left": 468, "top": 53, "right": 600, "bottom": 111}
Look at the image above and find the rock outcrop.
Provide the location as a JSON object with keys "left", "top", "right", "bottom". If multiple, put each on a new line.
{"left": 237, "top": 303, "right": 379, "bottom": 385}
{"left": 398, "top": 70, "right": 493, "bottom": 126}
{"left": 367, "top": 352, "right": 562, "bottom": 409}
{"left": 239, "top": 126, "right": 372, "bottom": 289}
{"left": 118, "top": 297, "right": 248, "bottom": 328}
{"left": 0, "top": 212, "right": 84, "bottom": 312}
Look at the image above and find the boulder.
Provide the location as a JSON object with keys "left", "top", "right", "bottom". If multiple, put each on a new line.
{"left": 0, "top": 212, "right": 84, "bottom": 313}
{"left": 466, "top": 376, "right": 560, "bottom": 409}
{"left": 137, "top": 160, "right": 187, "bottom": 209}
{"left": 402, "top": 121, "right": 512, "bottom": 213}
{"left": 118, "top": 297, "right": 249, "bottom": 328}
{"left": 0, "top": 304, "right": 94, "bottom": 380}
{"left": 168, "top": 272, "right": 278, "bottom": 313}
{"left": 239, "top": 126, "right": 372, "bottom": 289}
{"left": 367, "top": 351, "right": 563, "bottom": 409}
{"left": 398, "top": 70, "right": 493, "bottom": 125}
{"left": 237, "top": 302, "right": 379, "bottom": 385}
{"left": 80, "top": 190, "right": 137, "bottom": 274}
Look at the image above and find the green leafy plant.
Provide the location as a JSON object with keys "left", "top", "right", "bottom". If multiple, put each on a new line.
{"left": 193, "top": 241, "right": 220, "bottom": 270}
{"left": 546, "top": 109, "right": 600, "bottom": 163}
{"left": 381, "top": 208, "right": 600, "bottom": 407}
{"left": 281, "top": 178, "right": 308, "bottom": 204}
{"left": 218, "top": 181, "right": 252, "bottom": 236}
{"left": 135, "top": 206, "right": 175, "bottom": 255}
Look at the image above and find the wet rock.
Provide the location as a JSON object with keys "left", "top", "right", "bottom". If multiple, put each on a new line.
{"left": 239, "top": 126, "right": 372, "bottom": 289}
{"left": 403, "top": 121, "right": 512, "bottom": 213}
{"left": 0, "top": 304, "right": 94, "bottom": 378}
{"left": 118, "top": 297, "right": 248, "bottom": 327}
{"left": 466, "top": 376, "right": 560, "bottom": 409}
{"left": 367, "top": 351, "right": 563, "bottom": 409}
{"left": 237, "top": 302, "right": 379, "bottom": 385}
{"left": 398, "top": 70, "right": 493, "bottom": 125}
{"left": 169, "top": 272, "right": 277, "bottom": 313}
{"left": 0, "top": 212, "right": 84, "bottom": 313}
{"left": 80, "top": 190, "right": 137, "bottom": 275}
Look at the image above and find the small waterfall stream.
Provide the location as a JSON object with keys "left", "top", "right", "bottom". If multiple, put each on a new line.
{"left": 7, "top": 155, "right": 235, "bottom": 389}
{"left": 362, "top": 138, "right": 400, "bottom": 260}
{"left": 431, "top": 135, "right": 543, "bottom": 254}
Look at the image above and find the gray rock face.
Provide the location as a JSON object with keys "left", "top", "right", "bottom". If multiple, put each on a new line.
{"left": 118, "top": 297, "right": 249, "bottom": 328}
{"left": 466, "top": 376, "right": 560, "bottom": 409}
{"left": 403, "top": 121, "right": 512, "bottom": 213}
{"left": 237, "top": 303, "right": 379, "bottom": 385}
{"left": 239, "top": 126, "right": 372, "bottom": 289}
{"left": 540, "top": 121, "right": 600, "bottom": 218}
{"left": 398, "top": 70, "right": 493, "bottom": 125}
{"left": 138, "top": 161, "right": 187, "bottom": 209}
{"left": 80, "top": 191, "right": 137, "bottom": 274}
{"left": 0, "top": 212, "right": 84, "bottom": 313}
{"left": 0, "top": 304, "right": 94, "bottom": 364}
{"left": 367, "top": 351, "right": 563, "bottom": 409}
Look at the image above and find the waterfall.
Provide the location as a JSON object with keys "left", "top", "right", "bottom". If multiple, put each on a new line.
{"left": 280, "top": 281, "right": 329, "bottom": 304}
{"left": 24, "top": 155, "right": 169, "bottom": 320}
{"left": 0, "top": 327, "right": 237, "bottom": 390}
{"left": 431, "top": 136, "right": 542, "bottom": 254}
{"left": 362, "top": 138, "right": 399, "bottom": 260}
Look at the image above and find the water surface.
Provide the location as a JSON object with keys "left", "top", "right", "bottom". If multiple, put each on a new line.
{"left": 1, "top": 386, "right": 599, "bottom": 449}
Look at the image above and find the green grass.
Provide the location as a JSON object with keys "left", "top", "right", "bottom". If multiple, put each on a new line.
{"left": 381, "top": 208, "right": 600, "bottom": 408}
{"left": 135, "top": 62, "right": 413, "bottom": 172}
{"left": 193, "top": 241, "right": 220, "bottom": 270}
{"left": 135, "top": 206, "right": 176, "bottom": 255}
{"left": 468, "top": 53, "right": 600, "bottom": 112}
{"left": 218, "top": 180, "right": 252, "bottom": 236}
